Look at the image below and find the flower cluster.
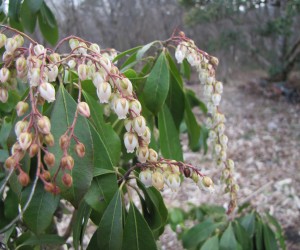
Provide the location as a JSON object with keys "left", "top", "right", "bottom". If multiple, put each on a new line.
{"left": 174, "top": 32, "right": 238, "bottom": 212}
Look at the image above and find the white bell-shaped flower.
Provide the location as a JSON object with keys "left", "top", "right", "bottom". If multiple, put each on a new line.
{"left": 212, "top": 93, "right": 221, "bottom": 106}
{"left": 38, "top": 82, "right": 55, "bottom": 103}
{"left": 124, "top": 119, "right": 133, "bottom": 132}
{"left": 141, "top": 127, "right": 151, "bottom": 145}
{"left": 136, "top": 146, "right": 149, "bottom": 163}
{"left": 129, "top": 99, "right": 142, "bottom": 117}
{"left": 47, "top": 64, "right": 58, "bottom": 82}
{"left": 15, "top": 121, "right": 29, "bottom": 138}
{"left": 29, "top": 68, "right": 41, "bottom": 87}
{"left": 215, "top": 81, "right": 223, "bottom": 94}
{"left": 93, "top": 72, "right": 104, "bottom": 88}
{"left": 77, "top": 102, "right": 90, "bottom": 118}
{"left": 97, "top": 82, "right": 112, "bottom": 104}
{"left": 0, "top": 67, "right": 10, "bottom": 82}
{"left": 5, "top": 38, "right": 18, "bottom": 53}
{"left": 166, "top": 173, "right": 181, "bottom": 192}
{"left": 175, "top": 50, "right": 185, "bottom": 64}
{"left": 34, "top": 44, "right": 45, "bottom": 56}
{"left": 133, "top": 116, "right": 146, "bottom": 136}
{"left": 18, "top": 132, "right": 32, "bottom": 150}
{"left": 78, "top": 64, "right": 88, "bottom": 81}
{"left": 152, "top": 171, "right": 164, "bottom": 190}
{"left": 0, "top": 88, "right": 8, "bottom": 103}
{"left": 37, "top": 116, "right": 51, "bottom": 134}
{"left": 124, "top": 132, "right": 138, "bottom": 153}
{"left": 148, "top": 148, "right": 158, "bottom": 162}
{"left": 139, "top": 170, "right": 153, "bottom": 188}
{"left": 114, "top": 98, "right": 129, "bottom": 119}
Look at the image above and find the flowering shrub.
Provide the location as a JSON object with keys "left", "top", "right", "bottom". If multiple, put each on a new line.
{"left": 0, "top": 25, "right": 237, "bottom": 249}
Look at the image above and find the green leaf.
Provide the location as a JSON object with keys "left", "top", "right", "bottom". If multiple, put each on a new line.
{"left": 165, "top": 51, "right": 183, "bottom": 87}
{"left": 27, "top": 0, "right": 44, "bottom": 13}
{"left": 233, "top": 221, "right": 251, "bottom": 250}
{"left": 95, "top": 190, "right": 123, "bottom": 250}
{"left": 49, "top": 85, "right": 93, "bottom": 208}
{"left": 84, "top": 173, "right": 118, "bottom": 214}
{"left": 263, "top": 224, "right": 278, "bottom": 250}
{"left": 185, "top": 88, "right": 207, "bottom": 114}
{"left": 4, "top": 188, "right": 18, "bottom": 221}
{"left": 180, "top": 59, "right": 191, "bottom": 80}
{"left": 15, "top": 234, "right": 65, "bottom": 249}
{"left": 73, "top": 201, "right": 92, "bottom": 250}
{"left": 82, "top": 90, "right": 121, "bottom": 167}
{"left": 201, "top": 235, "right": 219, "bottom": 250}
{"left": 0, "top": 90, "right": 21, "bottom": 113}
{"left": 255, "top": 218, "right": 264, "bottom": 250}
{"left": 184, "top": 91, "right": 201, "bottom": 151}
{"left": 113, "top": 45, "right": 143, "bottom": 63}
{"left": 8, "top": 0, "right": 22, "bottom": 22}
{"left": 265, "top": 213, "right": 286, "bottom": 250}
{"left": 143, "top": 51, "right": 170, "bottom": 114}
{"left": 182, "top": 219, "right": 218, "bottom": 249}
{"left": 20, "top": 0, "right": 37, "bottom": 32}
{"left": 165, "top": 71, "right": 185, "bottom": 129}
{"left": 38, "top": 3, "right": 58, "bottom": 45}
{"left": 240, "top": 213, "right": 255, "bottom": 237}
{"left": 21, "top": 181, "right": 60, "bottom": 234}
{"left": 122, "top": 203, "right": 158, "bottom": 250}
{"left": 0, "top": 116, "right": 12, "bottom": 149}
{"left": 220, "top": 223, "right": 238, "bottom": 250}
{"left": 158, "top": 104, "right": 183, "bottom": 161}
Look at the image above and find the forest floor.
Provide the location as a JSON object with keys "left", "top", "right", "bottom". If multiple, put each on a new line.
{"left": 159, "top": 71, "right": 300, "bottom": 250}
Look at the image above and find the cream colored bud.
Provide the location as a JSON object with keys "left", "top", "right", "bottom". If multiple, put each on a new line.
{"left": 18, "top": 132, "right": 32, "bottom": 150}
{"left": 44, "top": 133, "right": 55, "bottom": 147}
{"left": 152, "top": 171, "right": 164, "bottom": 190}
{"left": 61, "top": 155, "right": 74, "bottom": 170}
{"left": 124, "top": 119, "right": 133, "bottom": 132}
{"left": 191, "top": 172, "right": 199, "bottom": 183}
{"left": 202, "top": 176, "right": 213, "bottom": 187}
{"left": 75, "top": 143, "right": 85, "bottom": 158}
{"left": 93, "top": 72, "right": 104, "bottom": 88}
{"left": 34, "top": 44, "right": 45, "bottom": 56}
{"left": 141, "top": 127, "right": 151, "bottom": 145}
{"left": 166, "top": 173, "right": 181, "bottom": 191}
{"left": 212, "top": 93, "right": 221, "bottom": 106}
{"left": 136, "top": 146, "right": 149, "bottom": 163}
{"left": 16, "top": 56, "right": 27, "bottom": 73}
{"left": 133, "top": 116, "right": 146, "bottom": 136}
{"left": 0, "top": 67, "right": 10, "bottom": 82}
{"left": 97, "top": 82, "right": 112, "bottom": 103}
{"left": 114, "top": 98, "right": 129, "bottom": 119}
{"left": 129, "top": 99, "right": 142, "bottom": 117}
{"left": 77, "top": 102, "right": 90, "bottom": 118}
{"left": 220, "top": 134, "right": 228, "bottom": 146}
{"left": 139, "top": 169, "right": 153, "bottom": 188}
{"left": 220, "top": 150, "right": 227, "bottom": 161}
{"left": 120, "top": 78, "right": 133, "bottom": 96}
{"left": 15, "top": 120, "right": 29, "bottom": 137}
{"left": 78, "top": 64, "right": 88, "bottom": 80}
{"left": 227, "top": 159, "right": 235, "bottom": 170}
{"left": 78, "top": 42, "right": 87, "bottom": 54}
{"left": 5, "top": 156, "right": 16, "bottom": 169}
{"left": 5, "top": 38, "right": 18, "bottom": 53}
{"left": 29, "top": 68, "right": 40, "bottom": 87}
{"left": 37, "top": 116, "right": 51, "bottom": 134}
{"left": 59, "top": 135, "right": 69, "bottom": 150}
{"left": 62, "top": 173, "right": 73, "bottom": 187}
{"left": 204, "top": 85, "right": 213, "bottom": 97}
{"left": 44, "top": 152, "right": 55, "bottom": 167}
{"left": 68, "top": 60, "right": 76, "bottom": 69}
{"left": 210, "top": 56, "right": 219, "bottom": 66}
{"left": 124, "top": 132, "right": 138, "bottom": 153}
{"left": 207, "top": 101, "right": 216, "bottom": 114}
{"left": 217, "top": 123, "right": 225, "bottom": 135}
{"left": 215, "top": 81, "right": 223, "bottom": 94}
{"left": 29, "top": 143, "right": 39, "bottom": 157}
{"left": 38, "top": 82, "right": 56, "bottom": 103}
{"left": 90, "top": 43, "right": 100, "bottom": 53}
{"left": 69, "top": 38, "right": 79, "bottom": 50}
{"left": 0, "top": 33, "right": 7, "bottom": 48}
{"left": 47, "top": 64, "right": 58, "bottom": 82}
{"left": 49, "top": 53, "right": 61, "bottom": 63}
{"left": 14, "top": 35, "right": 24, "bottom": 47}
{"left": 214, "top": 144, "right": 222, "bottom": 155}
{"left": 148, "top": 148, "right": 158, "bottom": 162}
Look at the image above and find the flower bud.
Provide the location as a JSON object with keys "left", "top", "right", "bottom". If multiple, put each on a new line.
{"left": 114, "top": 98, "right": 129, "bottom": 119}
{"left": 49, "top": 53, "right": 61, "bottom": 63}
{"left": 220, "top": 150, "right": 227, "bottom": 161}
{"left": 59, "top": 135, "right": 69, "bottom": 150}
{"left": 119, "top": 78, "right": 133, "bottom": 96}
{"left": 44, "top": 152, "right": 55, "bottom": 167}
{"left": 47, "top": 64, "right": 58, "bottom": 82}
{"left": 141, "top": 127, "right": 151, "bottom": 145}
{"left": 69, "top": 38, "right": 79, "bottom": 50}
{"left": 28, "top": 143, "right": 39, "bottom": 157}
{"left": 14, "top": 121, "right": 29, "bottom": 138}
{"left": 78, "top": 42, "right": 87, "bottom": 54}
{"left": 37, "top": 116, "right": 51, "bottom": 134}
{"left": 133, "top": 116, "right": 146, "bottom": 136}
{"left": 139, "top": 170, "right": 153, "bottom": 188}
{"left": 202, "top": 176, "right": 213, "bottom": 187}
{"left": 62, "top": 173, "right": 73, "bottom": 187}
{"left": 124, "top": 132, "right": 138, "bottom": 153}
{"left": 212, "top": 93, "right": 221, "bottom": 106}
{"left": 0, "top": 33, "right": 7, "bottom": 48}
{"left": 14, "top": 35, "right": 24, "bottom": 47}
{"left": 93, "top": 72, "right": 104, "bottom": 88}
{"left": 68, "top": 59, "right": 76, "bottom": 69}
{"left": 18, "top": 132, "right": 32, "bottom": 150}
{"left": 75, "top": 142, "right": 85, "bottom": 158}
{"left": 207, "top": 101, "right": 216, "bottom": 114}
{"left": 207, "top": 76, "right": 214, "bottom": 85}
{"left": 220, "top": 134, "right": 228, "bottom": 147}
{"left": 217, "top": 123, "right": 225, "bottom": 135}
{"left": 187, "top": 53, "right": 198, "bottom": 67}
{"left": 44, "top": 133, "right": 55, "bottom": 147}
{"left": 215, "top": 81, "right": 223, "bottom": 94}
{"left": 183, "top": 167, "right": 191, "bottom": 178}
{"left": 61, "top": 155, "right": 74, "bottom": 170}
{"left": 18, "top": 172, "right": 30, "bottom": 186}
{"left": 191, "top": 171, "right": 199, "bottom": 183}
{"left": 38, "top": 82, "right": 56, "bottom": 103}
{"left": 42, "top": 171, "right": 51, "bottom": 181}
{"left": 34, "top": 44, "right": 45, "bottom": 56}
{"left": 129, "top": 99, "right": 142, "bottom": 117}
{"left": 148, "top": 148, "right": 158, "bottom": 162}
{"left": 77, "top": 102, "right": 90, "bottom": 118}
{"left": 0, "top": 67, "right": 10, "bottom": 82}
{"left": 101, "top": 56, "right": 112, "bottom": 71}
{"left": 210, "top": 56, "right": 219, "bottom": 66}
{"left": 136, "top": 146, "right": 149, "bottom": 163}
{"left": 175, "top": 49, "right": 185, "bottom": 64}
{"left": 5, "top": 156, "right": 16, "bottom": 169}
{"left": 204, "top": 85, "right": 213, "bottom": 97}
{"left": 5, "top": 38, "right": 18, "bottom": 53}
{"left": 227, "top": 159, "right": 235, "bottom": 170}
{"left": 166, "top": 173, "right": 181, "bottom": 191}
{"left": 16, "top": 56, "right": 27, "bottom": 73}
{"left": 152, "top": 171, "right": 164, "bottom": 190}
{"left": 214, "top": 144, "right": 222, "bottom": 155}
{"left": 90, "top": 43, "right": 100, "bottom": 53}
{"left": 29, "top": 68, "right": 41, "bottom": 87}
{"left": 97, "top": 82, "right": 112, "bottom": 103}
{"left": 78, "top": 64, "right": 88, "bottom": 80}
{"left": 124, "top": 119, "right": 133, "bottom": 132}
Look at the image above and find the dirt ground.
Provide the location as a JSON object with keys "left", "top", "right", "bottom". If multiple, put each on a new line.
{"left": 159, "top": 72, "right": 300, "bottom": 250}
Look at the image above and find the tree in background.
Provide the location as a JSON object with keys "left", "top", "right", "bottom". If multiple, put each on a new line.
{"left": 180, "top": 0, "right": 300, "bottom": 82}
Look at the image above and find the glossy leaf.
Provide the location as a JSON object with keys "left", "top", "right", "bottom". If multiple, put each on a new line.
{"left": 158, "top": 104, "right": 183, "bottom": 161}
{"left": 266, "top": 213, "right": 286, "bottom": 250}
{"left": 255, "top": 218, "right": 264, "bottom": 250}
{"left": 182, "top": 219, "right": 218, "bottom": 249}
{"left": 184, "top": 91, "right": 201, "bottom": 151}
{"left": 8, "top": 0, "right": 22, "bottom": 22}
{"left": 113, "top": 45, "right": 143, "bottom": 62}
{"left": 95, "top": 190, "right": 123, "bottom": 250}
{"left": 201, "top": 235, "right": 219, "bottom": 250}
{"left": 263, "top": 224, "right": 278, "bottom": 250}
{"left": 143, "top": 51, "right": 170, "bottom": 114}
{"left": 220, "top": 223, "right": 238, "bottom": 250}
{"left": 4, "top": 188, "right": 18, "bottom": 221}
{"left": 49, "top": 85, "right": 93, "bottom": 208}
{"left": 0, "top": 116, "right": 12, "bottom": 149}
{"left": 180, "top": 59, "right": 191, "bottom": 80}
{"left": 38, "top": 3, "right": 58, "bottom": 45}
{"left": 233, "top": 221, "right": 251, "bottom": 250}
{"left": 240, "top": 213, "right": 255, "bottom": 237}
{"left": 73, "top": 201, "right": 92, "bottom": 250}
{"left": 21, "top": 182, "right": 60, "bottom": 234}
{"left": 20, "top": 0, "right": 37, "bottom": 33}
{"left": 122, "top": 203, "right": 157, "bottom": 250}
{"left": 27, "top": 0, "right": 44, "bottom": 13}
